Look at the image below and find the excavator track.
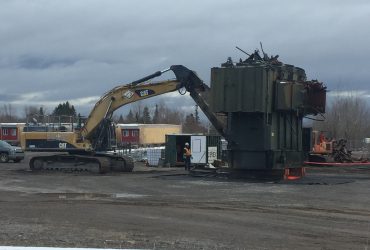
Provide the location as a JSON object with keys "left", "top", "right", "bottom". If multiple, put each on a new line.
{"left": 103, "top": 154, "right": 135, "bottom": 172}
{"left": 29, "top": 154, "right": 134, "bottom": 174}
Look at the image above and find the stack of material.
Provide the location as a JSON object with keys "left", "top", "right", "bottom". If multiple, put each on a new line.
{"left": 113, "top": 146, "right": 165, "bottom": 165}
{"left": 147, "top": 147, "right": 164, "bottom": 166}
{"left": 128, "top": 148, "right": 147, "bottom": 162}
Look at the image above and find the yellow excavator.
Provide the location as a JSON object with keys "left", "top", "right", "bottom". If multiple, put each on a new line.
{"left": 24, "top": 65, "right": 225, "bottom": 173}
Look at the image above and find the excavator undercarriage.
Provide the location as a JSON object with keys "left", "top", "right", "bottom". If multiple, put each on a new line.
{"left": 29, "top": 153, "right": 134, "bottom": 174}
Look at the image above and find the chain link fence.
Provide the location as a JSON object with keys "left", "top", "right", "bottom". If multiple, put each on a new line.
{"left": 347, "top": 139, "right": 370, "bottom": 159}
{"left": 113, "top": 144, "right": 165, "bottom": 166}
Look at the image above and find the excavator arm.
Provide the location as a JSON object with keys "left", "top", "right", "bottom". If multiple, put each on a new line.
{"left": 80, "top": 65, "right": 226, "bottom": 151}
{"left": 80, "top": 79, "right": 180, "bottom": 139}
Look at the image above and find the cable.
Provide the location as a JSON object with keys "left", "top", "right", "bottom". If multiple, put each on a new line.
{"left": 304, "top": 115, "right": 325, "bottom": 122}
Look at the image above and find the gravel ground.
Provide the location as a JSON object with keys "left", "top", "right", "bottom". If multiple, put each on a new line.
{"left": 1, "top": 153, "right": 370, "bottom": 249}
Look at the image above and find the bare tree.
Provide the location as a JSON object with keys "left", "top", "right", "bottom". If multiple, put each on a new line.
{"left": 183, "top": 113, "right": 207, "bottom": 134}
{"left": 131, "top": 101, "right": 143, "bottom": 123}
{"left": 0, "top": 104, "right": 18, "bottom": 122}
{"left": 153, "top": 101, "right": 183, "bottom": 124}
{"left": 313, "top": 93, "right": 370, "bottom": 147}
{"left": 23, "top": 105, "right": 40, "bottom": 123}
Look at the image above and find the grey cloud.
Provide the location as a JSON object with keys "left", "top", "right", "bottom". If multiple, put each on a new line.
{"left": 0, "top": 93, "right": 17, "bottom": 102}
{"left": 16, "top": 55, "right": 78, "bottom": 69}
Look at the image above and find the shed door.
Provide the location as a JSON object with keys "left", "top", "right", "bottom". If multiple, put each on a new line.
{"left": 191, "top": 136, "right": 206, "bottom": 164}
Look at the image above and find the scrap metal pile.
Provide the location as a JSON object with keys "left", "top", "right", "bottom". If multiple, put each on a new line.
{"left": 308, "top": 137, "right": 369, "bottom": 165}
{"left": 331, "top": 139, "right": 353, "bottom": 163}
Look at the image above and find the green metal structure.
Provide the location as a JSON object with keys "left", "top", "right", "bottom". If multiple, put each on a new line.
{"left": 209, "top": 50, "right": 326, "bottom": 174}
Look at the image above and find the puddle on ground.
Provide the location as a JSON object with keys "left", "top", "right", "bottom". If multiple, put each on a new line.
{"left": 36, "top": 192, "right": 146, "bottom": 200}
{"left": 112, "top": 193, "right": 146, "bottom": 198}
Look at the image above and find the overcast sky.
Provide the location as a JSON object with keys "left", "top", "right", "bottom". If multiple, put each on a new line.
{"left": 1, "top": 0, "right": 369, "bottom": 118}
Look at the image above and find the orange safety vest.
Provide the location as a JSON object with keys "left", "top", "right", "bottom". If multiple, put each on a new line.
{"left": 184, "top": 147, "right": 192, "bottom": 157}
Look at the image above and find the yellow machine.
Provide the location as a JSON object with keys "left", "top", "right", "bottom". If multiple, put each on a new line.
{"left": 24, "top": 65, "right": 225, "bottom": 173}
{"left": 311, "top": 130, "right": 333, "bottom": 154}
{"left": 308, "top": 130, "right": 358, "bottom": 163}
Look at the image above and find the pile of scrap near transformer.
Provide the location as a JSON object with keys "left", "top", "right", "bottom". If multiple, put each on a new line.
{"left": 15, "top": 46, "right": 331, "bottom": 179}
{"left": 306, "top": 130, "right": 370, "bottom": 166}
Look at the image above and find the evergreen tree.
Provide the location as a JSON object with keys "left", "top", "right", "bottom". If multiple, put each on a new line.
{"left": 52, "top": 101, "right": 77, "bottom": 122}
{"left": 183, "top": 112, "right": 208, "bottom": 134}
{"left": 183, "top": 113, "right": 197, "bottom": 133}
{"left": 195, "top": 105, "right": 200, "bottom": 124}
{"left": 52, "top": 101, "right": 76, "bottom": 116}
{"left": 135, "top": 112, "right": 141, "bottom": 123}
{"left": 39, "top": 107, "right": 44, "bottom": 116}
{"left": 77, "top": 113, "right": 82, "bottom": 129}
{"left": 125, "top": 110, "right": 136, "bottom": 123}
{"left": 118, "top": 114, "right": 124, "bottom": 123}
{"left": 142, "top": 106, "right": 151, "bottom": 124}
{"left": 152, "top": 104, "right": 159, "bottom": 124}
{"left": 39, "top": 106, "right": 45, "bottom": 123}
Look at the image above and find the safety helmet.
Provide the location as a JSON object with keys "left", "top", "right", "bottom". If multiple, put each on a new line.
{"left": 185, "top": 142, "right": 189, "bottom": 146}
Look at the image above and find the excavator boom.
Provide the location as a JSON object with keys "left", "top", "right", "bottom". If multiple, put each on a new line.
{"left": 81, "top": 80, "right": 180, "bottom": 139}
{"left": 81, "top": 65, "right": 226, "bottom": 151}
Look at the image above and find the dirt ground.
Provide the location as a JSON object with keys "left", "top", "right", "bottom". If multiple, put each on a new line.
{"left": 1, "top": 153, "right": 370, "bottom": 249}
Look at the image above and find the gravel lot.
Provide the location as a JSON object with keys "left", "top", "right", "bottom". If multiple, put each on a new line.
{"left": 1, "top": 153, "right": 370, "bottom": 249}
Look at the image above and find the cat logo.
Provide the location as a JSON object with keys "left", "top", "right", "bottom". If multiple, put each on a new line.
{"left": 135, "top": 89, "right": 155, "bottom": 97}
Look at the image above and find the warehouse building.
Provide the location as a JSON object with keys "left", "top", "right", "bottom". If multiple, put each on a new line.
{"left": 116, "top": 124, "right": 182, "bottom": 146}
{"left": 0, "top": 123, "right": 25, "bottom": 146}
{"left": 5, "top": 122, "right": 181, "bottom": 150}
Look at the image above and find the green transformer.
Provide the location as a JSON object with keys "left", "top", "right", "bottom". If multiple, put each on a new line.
{"left": 209, "top": 51, "right": 326, "bottom": 174}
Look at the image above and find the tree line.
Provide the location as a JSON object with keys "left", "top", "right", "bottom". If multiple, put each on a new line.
{"left": 113, "top": 102, "right": 208, "bottom": 134}
{"left": 312, "top": 94, "right": 370, "bottom": 147}
{"left": 1, "top": 101, "right": 78, "bottom": 124}
{"left": 2, "top": 94, "right": 370, "bottom": 139}
{"left": 0, "top": 101, "right": 210, "bottom": 134}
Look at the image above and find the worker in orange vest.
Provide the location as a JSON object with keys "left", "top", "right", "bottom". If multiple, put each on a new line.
{"left": 183, "top": 142, "right": 192, "bottom": 170}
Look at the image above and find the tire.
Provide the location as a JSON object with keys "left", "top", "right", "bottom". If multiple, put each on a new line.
{"left": 0, "top": 153, "right": 9, "bottom": 163}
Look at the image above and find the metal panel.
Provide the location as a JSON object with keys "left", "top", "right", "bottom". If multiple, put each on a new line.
{"left": 164, "top": 135, "right": 177, "bottom": 166}
{"left": 275, "top": 82, "right": 292, "bottom": 111}
{"left": 206, "top": 135, "right": 222, "bottom": 162}
{"left": 275, "top": 82, "right": 305, "bottom": 111}
{"left": 291, "top": 84, "right": 304, "bottom": 110}
{"left": 191, "top": 136, "right": 207, "bottom": 164}
{"left": 302, "top": 127, "right": 312, "bottom": 153}
{"left": 211, "top": 66, "right": 274, "bottom": 113}
{"left": 207, "top": 146, "right": 218, "bottom": 164}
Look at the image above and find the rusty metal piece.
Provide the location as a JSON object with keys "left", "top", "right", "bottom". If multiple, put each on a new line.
{"left": 304, "top": 81, "right": 327, "bottom": 114}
